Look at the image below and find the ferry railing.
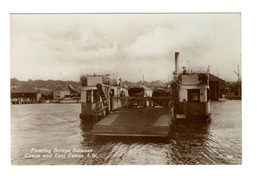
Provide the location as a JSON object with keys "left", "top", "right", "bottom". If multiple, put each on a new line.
{"left": 80, "top": 69, "right": 117, "bottom": 80}
{"left": 93, "top": 99, "right": 109, "bottom": 124}
{"left": 176, "top": 66, "right": 208, "bottom": 74}
{"left": 145, "top": 97, "right": 170, "bottom": 108}
{"left": 111, "top": 96, "right": 171, "bottom": 110}
{"left": 93, "top": 97, "right": 148, "bottom": 123}
{"left": 93, "top": 96, "right": 172, "bottom": 123}
{"left": 111, "top": 97, "right": 142, "bottom": 111}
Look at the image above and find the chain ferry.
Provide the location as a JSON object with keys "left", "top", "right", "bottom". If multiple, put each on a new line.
{"left": 170, "top": 52, "right": 211, "bottom": 122}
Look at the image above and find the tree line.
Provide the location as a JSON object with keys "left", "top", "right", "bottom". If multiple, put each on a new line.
{"left": 11, "top": 78, "right": 170, "bottom": 91}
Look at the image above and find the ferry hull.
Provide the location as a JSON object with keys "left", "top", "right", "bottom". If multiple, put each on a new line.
{"left": 80, "top": 103, "right": 95, "bottom": 123}
{"left": 182, "top": 102, "right": 210, "bottom": 116}
{"left": 79, "top": 114, "right": 95, "bottom": 123}
{"left": 188, "top": 114, "right": 211, "bottom": 122}
{"left": 79, "top": 103, "right": 106, "bottom": 124}
{"left": 174, "top": 102, "right": 211, "bottom": 123}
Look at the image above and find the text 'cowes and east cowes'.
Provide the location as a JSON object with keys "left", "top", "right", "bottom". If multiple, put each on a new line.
{"left": 25, "top": 147, "right": 97, "bottom": 159}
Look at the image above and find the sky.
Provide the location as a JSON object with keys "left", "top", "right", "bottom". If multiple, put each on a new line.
{"left": 10, "top": 13, "right": 241, "bottom": 82}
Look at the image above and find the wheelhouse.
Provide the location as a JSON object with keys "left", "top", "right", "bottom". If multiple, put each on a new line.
{"left": 171, "top": 65, "right": 211, "bottom": 122}
{"left": 79, "top": 69, "right": 128, "bottom": 123}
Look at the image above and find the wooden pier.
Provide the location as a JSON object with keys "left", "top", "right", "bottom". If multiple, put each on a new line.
{"left": 91, "top": 108, "right": 171, "bottom": 137}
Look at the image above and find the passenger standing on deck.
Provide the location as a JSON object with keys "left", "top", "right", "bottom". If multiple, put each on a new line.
{"left": 109, "top": 90, "right": 114, "bottom": 111}
{"left": 182, "top": 66, "right": 187, "bottom": 75}
{"left": 119, "top": 78, "right": 122, "bottom": 87}
{"left": 120, "top": 91, "right": 126, "bottom": 107}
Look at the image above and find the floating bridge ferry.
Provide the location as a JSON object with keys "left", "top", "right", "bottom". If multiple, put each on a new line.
{"left": 79, "top": 52, "right": 211, "bottom": 137}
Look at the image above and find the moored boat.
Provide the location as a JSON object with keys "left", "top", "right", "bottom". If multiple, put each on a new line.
{"left": 60, "top": 97, "right": 80, "bottom": 103}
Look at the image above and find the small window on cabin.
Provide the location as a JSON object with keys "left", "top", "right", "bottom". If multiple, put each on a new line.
{"left": 110, "top": 89, "right": 115, "bottom": 97}
{"left": 207, "top": 89, "right": 210, "bottom": 101}
{"left": 81, "top": 77, "right": 87, "bottom": 86}
{"left": 105, "top": 87, "right": 108, "bottom": 96}
{"left": 93, "top": 90, "right": 98, "bottom": 102}
{"left": 188, "top": 89, "right": 200, "bottom": 102}
{"left": 86, "top": 90, "right": 91, "bottom": 103}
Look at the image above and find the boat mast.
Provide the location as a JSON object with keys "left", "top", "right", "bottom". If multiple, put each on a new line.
{"left": 207, "top": 65, "right": 210, "bottom": 85}
{"left": 174, "top": 52, "right": 179, "bottom": 75}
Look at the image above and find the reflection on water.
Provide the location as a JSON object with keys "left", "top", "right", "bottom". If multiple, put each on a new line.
{"left": 11, "top": 100, "right": 241, "bottom": 165}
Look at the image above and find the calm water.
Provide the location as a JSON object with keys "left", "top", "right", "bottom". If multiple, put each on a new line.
{"left": 11, "top": 100, "right": 242, "bottom": 165}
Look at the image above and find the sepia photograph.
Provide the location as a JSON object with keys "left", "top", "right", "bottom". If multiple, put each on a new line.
{"left": 10, "top": 13, "right": 242, "bottom": 165}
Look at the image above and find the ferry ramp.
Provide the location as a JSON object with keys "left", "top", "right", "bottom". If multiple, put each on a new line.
{"left": 91, "top": 108, "right": 171, "bottom": 137}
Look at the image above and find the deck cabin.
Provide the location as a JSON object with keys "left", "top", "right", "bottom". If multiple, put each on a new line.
{"left": 170, "top": 52, "right": 211, "bottom": 122}
{"left": 171, "top": 66, "right": 211, "bottom": 122}
{"left": 79, "top": 70, "right": 128, "bottom": 123}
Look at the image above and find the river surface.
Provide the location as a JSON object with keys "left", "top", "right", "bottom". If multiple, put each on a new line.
{"left": 11, "top": 100, "right": 242, "bottom": 165}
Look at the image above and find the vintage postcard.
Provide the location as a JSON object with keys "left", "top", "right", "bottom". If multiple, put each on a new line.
{"left": 10, "top": 13, "right": 241, "bottom": 166}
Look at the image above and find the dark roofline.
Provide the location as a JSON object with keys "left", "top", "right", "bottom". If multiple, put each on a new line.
{"left": 209, "top": 73, "right": 225, "bottom": 82}
{"left": 11, "top": 84, "right": 37, "bottom": 93}
{"left": 53, "top": 85, "right": 69, "bottom": 91}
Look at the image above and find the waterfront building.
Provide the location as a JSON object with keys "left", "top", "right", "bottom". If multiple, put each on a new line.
{"left": 209, "top": 73, "right": 226, "bottom": 100}
{"left": 11, "top": 84, "right": 38, "bottom": 104}
{"left": 11, "top": 84, "right": 52, "bottom": 104}
{"left": 52, "top": 85, "right": 70, "bottom": 100}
